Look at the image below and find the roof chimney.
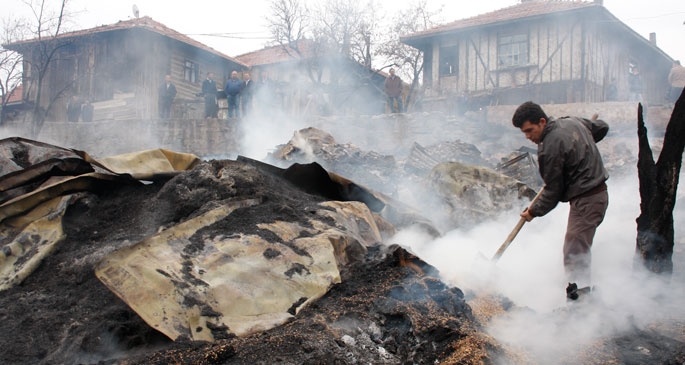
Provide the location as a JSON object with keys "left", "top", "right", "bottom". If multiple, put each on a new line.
{"left": 649, "top": 32, "right": 657, "bottom": 46}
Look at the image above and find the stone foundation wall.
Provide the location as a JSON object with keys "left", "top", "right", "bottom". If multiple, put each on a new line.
{"left": 0, "top": 118, "right": 238, "bottom": 158}
{"left": 485, "top": 102, "right": 673, "bottom": 134}
{"left": 0, "top": 102, "right": 674, "bottom": 159}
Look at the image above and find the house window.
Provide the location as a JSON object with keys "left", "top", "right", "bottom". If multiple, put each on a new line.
{"left": 498, "top": 33, "right": 528, "bottom": 68}
{"left": 184, "top": 60, "right": 198, "bottom": 83}
{"left": 439, "top": 46, "right": 458, "bottom": 76}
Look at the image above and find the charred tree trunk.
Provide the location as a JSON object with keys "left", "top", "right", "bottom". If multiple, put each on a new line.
{"left": 635, "top": 90, "right": 685, "bottom": 275}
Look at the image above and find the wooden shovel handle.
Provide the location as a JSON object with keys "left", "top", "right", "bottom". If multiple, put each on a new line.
{"left": 492, "top": 217, "right": 526, "bottom": 262}
{"left": 491, "top": 186, "right": 545, "bottom": 262}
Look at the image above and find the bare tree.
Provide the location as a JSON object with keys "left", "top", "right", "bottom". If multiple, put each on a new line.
{"left": 267, "top": 0, "right": 381, "bottom": 70}
{"left": 266, "top": 0, "right": 325, "bottom": 85}
{"left": 266, "top": 0, "right": 382, "bottom": 115}
{"left": 0, "top": 17, "right": 27, "bottom": 124}
{"left": 267, "top": 0, "right": 309, "bottom": 56}
{"left": 10, "top": 0, "right": 74, "bottom": 138}
{"left": 310, "top": 0, "right": 380, "bottom": 114}
{"left": 313, "top": 0, "right": 377, "bottom": 68}
{"left": 351, "top": 18, "right": 373, "bottom": 69}
{"left": 376, "top": 0, "right": 443, "bottom": 111}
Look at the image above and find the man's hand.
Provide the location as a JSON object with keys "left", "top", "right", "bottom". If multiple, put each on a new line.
{"left": 520, "top": 208, "right": 534, "bottom": 222}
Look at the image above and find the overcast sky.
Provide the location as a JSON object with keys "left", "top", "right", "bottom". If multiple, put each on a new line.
{"left": 5, "top": 0, "right": 685, "bottom": 63}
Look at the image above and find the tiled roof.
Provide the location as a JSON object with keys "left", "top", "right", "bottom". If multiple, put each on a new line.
{"left": 238, "top": 41, "right": 394, "bottom": 78}
{"left": 236, "top": 40, "right": 319, "bottom": 67}
{"left": 5, "top": 16, "right": 247, "bottom": 67}
{"left": 236, "top": 41, "right": 393, "bottom": 84}
{"left": 2, "top": 84, "right": 22, "bottom": 104}
{"left": 402, "top": 0, "right": 599, "bottom": 41}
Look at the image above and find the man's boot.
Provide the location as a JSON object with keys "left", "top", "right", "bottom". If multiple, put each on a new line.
{"left": 566, "top": 282, "right": 593, "bottom": 301}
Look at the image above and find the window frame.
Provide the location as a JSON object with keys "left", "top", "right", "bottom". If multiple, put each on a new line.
{"left": 497, "top": 32, "right": 529, "bottom": 68}
{"left": 183, "top": 59, "right": 199, "bottom": 83}
{"left": 439, "top": 45, "right": 459, "bottom": 76}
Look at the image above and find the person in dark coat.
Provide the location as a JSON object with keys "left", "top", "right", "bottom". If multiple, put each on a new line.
{"left": 606, "top": 78, "right": 618, "bottom": 101}
{"left": 668, "top": 60, "right": 685, "bottom": 103}
{"left": 66, "top": 95, "right": 82, "bottom": 122}
{"left": 384, "top": 68, "right": 403, "bottom": 113}
{"left": 512, "top": 101, "right": 609, "bottom": 298}
{"left": 241, "top": 72, "right": 254, "bottom": 117}
{"left": 81, "top": 99, "right": 94, "bottom": 122}
{"left": 201, "top": 72, "right": 218, "bottom": 118}
{"left": 158, "top": 74, "right": 177, "bottom": 119}
{"left": 628, "top": 66, "right": 643, "bottom": 102}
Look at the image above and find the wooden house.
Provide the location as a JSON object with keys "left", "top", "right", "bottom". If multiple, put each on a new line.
{"left": 236, "top": 40, "right": 389, "bottom": 116}
{"left": 4, "top": 16, "right": 248, "bottom": 121}
{"left": 400, "top": 0, "right": 674, "bottom": 110}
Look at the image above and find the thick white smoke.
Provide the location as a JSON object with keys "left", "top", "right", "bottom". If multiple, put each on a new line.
{"left": 235, "top": 111, "right": 310, "bottom": 161}
{"left": 392, "top": 169, "right": 685, "bottom": 362}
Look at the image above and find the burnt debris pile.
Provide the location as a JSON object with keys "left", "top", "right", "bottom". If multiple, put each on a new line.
{"left": 1, "top": 105, "right": 684, "bottom": 365}
{"left": 0, "top": 137, "right": 501, "bottom": 364}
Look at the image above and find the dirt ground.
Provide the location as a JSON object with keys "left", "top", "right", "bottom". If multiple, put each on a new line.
{"left": 0, "top": 159, "right": 684, "bottom": 364}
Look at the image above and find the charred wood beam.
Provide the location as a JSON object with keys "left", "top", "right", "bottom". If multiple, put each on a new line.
{"left": 635, "top": 89, "right": 685, "bottom": 275}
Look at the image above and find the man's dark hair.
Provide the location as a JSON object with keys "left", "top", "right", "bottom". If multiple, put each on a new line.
{"left": 512, "top": 101, "right": 548, "bottom": 128}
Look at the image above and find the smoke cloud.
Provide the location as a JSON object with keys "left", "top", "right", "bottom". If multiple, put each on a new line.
{"left": 392, "top": 167, "right": 685, "bottom": 363}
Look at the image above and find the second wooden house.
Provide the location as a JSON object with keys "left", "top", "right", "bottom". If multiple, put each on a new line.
{"left": 236, "top": 40, "right": 389, "bottom": 116}
{"left": 400, "top": 0, "right": 674, "bottom": 111}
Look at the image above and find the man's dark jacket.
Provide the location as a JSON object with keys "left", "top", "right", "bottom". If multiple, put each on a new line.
{"left": 242, "top": 79, "right": 254, "bottom": 99}
{"left": 202, "top": 79, "right": 217, "bottom": 96}
{"left": 530, "top": 116, "right": 609, "bottom": 217}
{"left": 384, "top": 75, "right": 402, "bottom": 97}
{"left": 158, "top": 82, "right": 177, "bottom": 104}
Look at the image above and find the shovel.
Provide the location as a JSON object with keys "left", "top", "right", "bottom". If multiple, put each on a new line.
{"left": 490, "top": 186, "right": 545, "bottom": 263}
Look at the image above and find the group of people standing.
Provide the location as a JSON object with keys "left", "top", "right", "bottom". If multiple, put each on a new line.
{"left": 157, "top": 70, "right": 273, "bottom": 120}
{"left": 66, "top": 95, "right": 94, "bottom": 122}
{"left": 160, "top": 66, "right": 404, "bottom": 117}
{"left": 223, "top": 70, "right": 254, "bottom": 119}
{"left": 198, "top": 70, "right": 273, "bottom": 120}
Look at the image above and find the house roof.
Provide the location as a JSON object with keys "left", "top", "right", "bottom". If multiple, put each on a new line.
{"left": 236, "top": 40, "right": 319, "bottom": 67}
{"left": 2, "top": 84, "right": 22, "bottom": 105}
{"left": 400, "top": 0, "right": 672, "bottom": 62}
{"left": 402, "top": 0, "right": 599, "bottom": 44}
{"left": 4, "top": 16, "right": 248, "bottom": 68}
{"left": 236, "top": 41, "right": 392, "bottom": 85}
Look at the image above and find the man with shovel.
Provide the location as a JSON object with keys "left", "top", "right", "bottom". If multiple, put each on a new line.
{"left": 512, "top": 101, "right": 609, "bottom": 300}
